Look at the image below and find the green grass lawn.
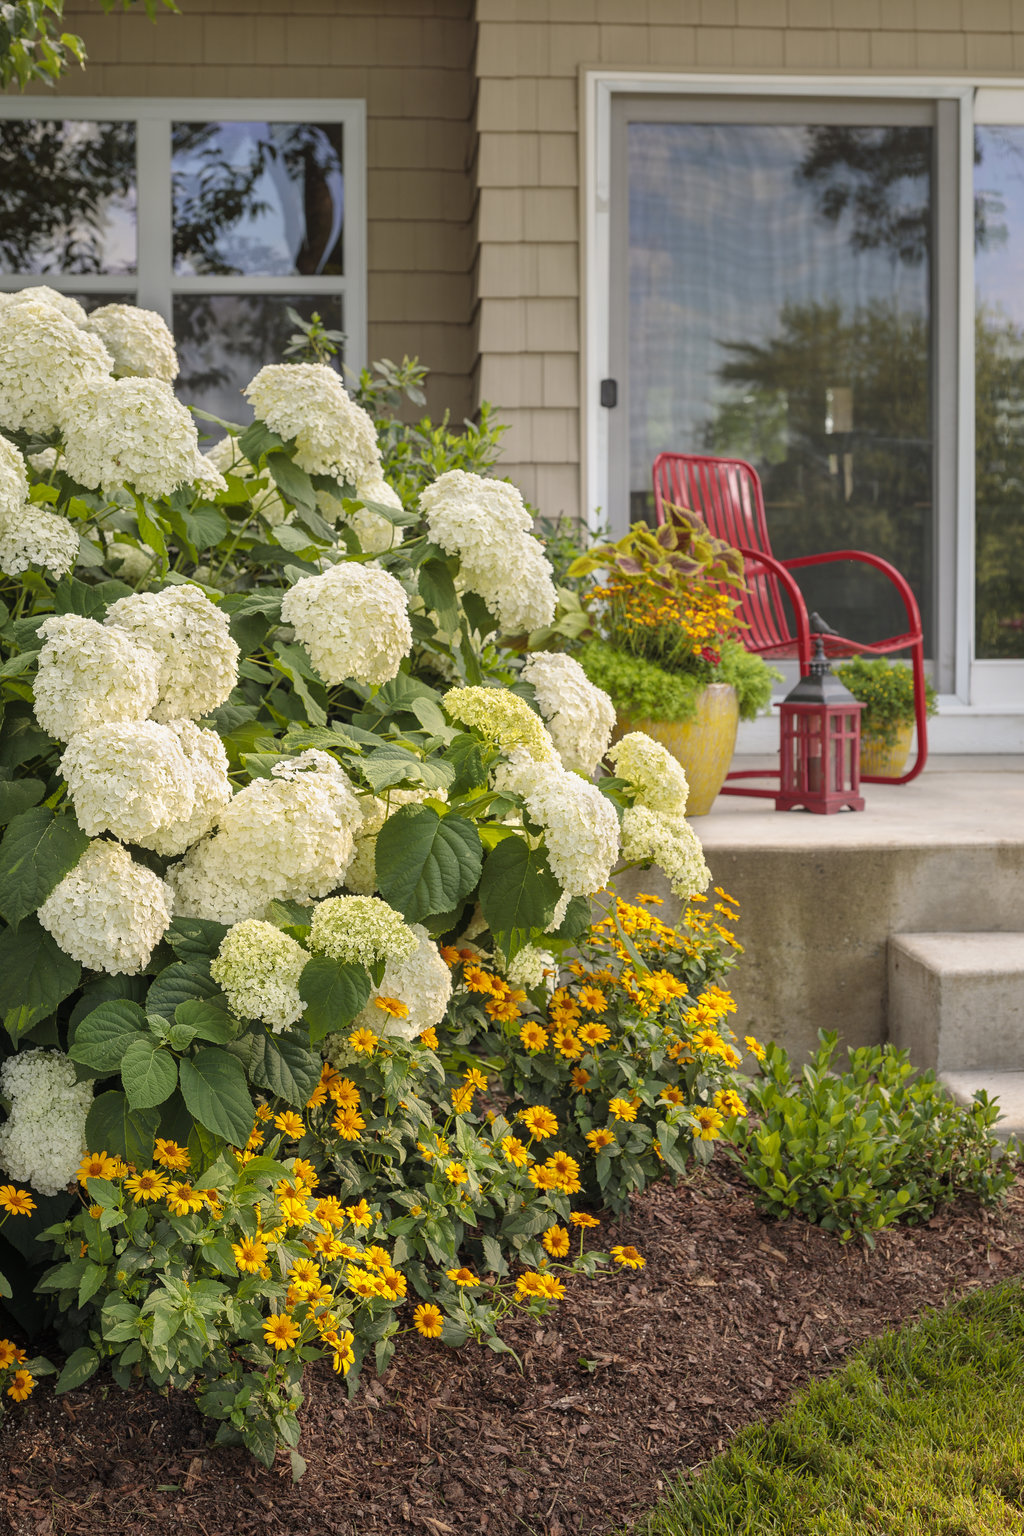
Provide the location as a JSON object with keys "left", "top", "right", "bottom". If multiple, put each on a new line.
{"left": 631, "top": 1281, "right": 1024, "bottom": 1536}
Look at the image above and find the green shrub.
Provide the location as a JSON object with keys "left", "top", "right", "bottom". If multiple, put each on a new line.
{"left": 729, "top": 1031, "right": 1017, "bottom": 1246}
{"left": 835, "top": 657, "right": 938, "bottom": 747}
{"left": 579, "top": 636, "right": 774, "bottom": 723}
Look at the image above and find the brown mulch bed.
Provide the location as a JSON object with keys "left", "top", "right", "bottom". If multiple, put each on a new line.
{"left": 3, "top": 1165, "right": 1023, "bottom": 1536}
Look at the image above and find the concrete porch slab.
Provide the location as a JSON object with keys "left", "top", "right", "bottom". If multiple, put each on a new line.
{"left": 615, "top": 757, "right": 1024, "bottom": 1066}
{"left": 941, "top": 1070, "right": 1024, "bottom": 1141}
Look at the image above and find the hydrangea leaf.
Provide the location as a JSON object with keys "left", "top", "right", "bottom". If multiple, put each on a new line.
{"left": 85, "top": 1091, "right": 160, "bottom": 1169}
{"left": 478, "top": 837, "right": 560, "bottom": 962}
{"left": 163, "top": 917, "right": 230, "bottom": 963}
{"left": 179, "top": 1047, "right": 254, "bottom": 1146}
{"left": 69, "top": 1000, "right": 147, "bottom": 1073}
{"left": 298, "top": 958, "right": 372, "bottom": 1044}
{"left": 0, "top": 917, "right": 81, "bottom": 1037}
{"left": 246, "top": 1029, "right": 324, "bottom": 1106}
{"left": 375, "top": 805, "right": 483, "bottom": 923}
{"left": 173, "top": 1000, "right": 237, "bottom": 1044}
{"left": 360, "top": 744, "right": 455, "bottom": 796}
{"left": 0, "top": 806, "right": 90, "bottom": 928}
{"left": 0, "top": 779, "right": 44, "bottom": 826}
{"left": 120, "top": 1037, "right": 178, "bottom": 1110}
{"left": 145, "top": 961, "right": 224, "bottom": 1021}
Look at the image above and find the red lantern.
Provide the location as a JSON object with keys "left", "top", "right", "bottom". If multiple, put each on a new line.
{"left": 775, "top": 638, "right": 865, "bottom": 814}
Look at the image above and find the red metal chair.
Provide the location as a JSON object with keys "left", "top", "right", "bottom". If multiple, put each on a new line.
{"left": 652, "top": 452, "right": 928, "bottom": 786}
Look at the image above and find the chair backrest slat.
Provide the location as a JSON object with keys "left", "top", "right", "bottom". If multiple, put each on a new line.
{"left": 652, "top": 452, "right": 793, "bottom": 655}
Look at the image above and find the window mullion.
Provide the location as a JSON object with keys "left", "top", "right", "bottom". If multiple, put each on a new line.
{"left": 135, "top": 111, "right": 172, "bottom": 321}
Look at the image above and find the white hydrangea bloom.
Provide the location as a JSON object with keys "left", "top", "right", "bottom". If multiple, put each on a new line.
{"left": 27, "top": 445, "right": 58, "bottom": 475}
{"left": 309, "top": 894, "right": 418, "bottom": 968}
{"left": 619, "top": 804, "right": 711, "bottom": 899}
{"left": 520, "top": 651, "right": 616, "bottom": 777}
{"left": 503, "top": 943, "right": 556, "bottom": 993}
{"left": 105, "top": 539, "right": 157, "bottom": 582}
{"left": 0, "top": 294, "right": 112, "bottom": 433}
{"left": 60, "top": 719, "right": 195, "bottom": 847}
{"left": 419, "top": 469, "right": 557, "bottom": 634}
{"left": 33, "top": 614, "right": 162, "bottom": 743}
{"left": 442, "top": 685, "right": 558, "bottom": 764}
{"left": 496, "top": 750, "right": 620, "bottom": 898}
{"left": 37, "top": 839, "right": 173, "bottom": 975}
{"left": 105, "top": 584, "right": 239, "bottom": 722}
{"left": 0, "top": 433, "right": 28, "bottom": 516}
{"left": 210, "top": 919, "right": 307, "bottom": 1033}
{"left": 0, "top": 1049, "right": 93, "bottom": 1197}
{"left": 0, "top": 505, "right": 79, "bottom": 580}
{"left": 205, "top": 435, "right": 288, "bottom": 525}
{"left": 167, "top": 752, "right": 362, "bottom": 924}
{"left": 62, "top": 376, "right": 217, "bottom": 498}
{"left": 348, "top": 923, "right": 453, "bottom": 1043}
{"left": 607, "top": 731, "right": 690, "bottom": 819}
{"left": 344, "top": 786, "right": 446, "bottom": 895}
{"left": 146, "top": 721, "right": 233, "bottom": 856}
{"left": 83, "top": 303, "right": 178, "bottom": 383}
{"left": 244, "top": 363, "right": 382, "bottom": 486}
{"left": 280, "top": 560, "right": 411, "bottom": 687}
{"left": 5, "top": 286, "right": 89, "bottom": 327}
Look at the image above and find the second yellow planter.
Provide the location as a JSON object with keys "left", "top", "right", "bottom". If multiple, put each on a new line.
{"left": 615, "top": 683, "right": 740, "bottom": 816}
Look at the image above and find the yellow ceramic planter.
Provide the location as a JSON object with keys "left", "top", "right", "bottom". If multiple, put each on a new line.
{"left": 615, "top": 683, "right": 740, "bottom": 816}
{"left": 859, "top": 722, "right": 914, "bottom": 778}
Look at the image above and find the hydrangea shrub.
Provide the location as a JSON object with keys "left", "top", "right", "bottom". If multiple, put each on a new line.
{"left": 0, "top": 292, "right": 737, "bottom": 1462}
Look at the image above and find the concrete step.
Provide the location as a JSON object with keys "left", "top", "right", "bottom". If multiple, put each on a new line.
{"left": 940, "top": 1070, "right": 1024, "bottom": 1141}
{"left": 888, "top": 932, "right": 1024, "bottom": 1073}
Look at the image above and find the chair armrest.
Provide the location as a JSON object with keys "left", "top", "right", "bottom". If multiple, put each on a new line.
{"left": 733, "top": 545, "right": 813, "bottom": 667}
{"left": 782, "top": 550, "right": 923, "bottom": 637}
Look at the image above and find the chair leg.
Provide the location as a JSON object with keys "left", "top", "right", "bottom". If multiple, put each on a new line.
{"left": 860, "top": 640, "right": 929, "bottom": 785}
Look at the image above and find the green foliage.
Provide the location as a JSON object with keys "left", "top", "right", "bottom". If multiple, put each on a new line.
{"left": 351, "top": 357, "right": 509, "bottom": 508}
{"left": 729, "top": 1031, "right": 1018, "bottom": 1246}
{"left": 836, "top": 656, "right": 938, "bottom": 747}
{"left": 635, "top": 1281, "right": 1024, "bottom": 1536}
{"left": 579, "top": 636, "right": 774, "bottom": 723}
{"left": 0, "top": 0, "right": 176, "bottom": 92}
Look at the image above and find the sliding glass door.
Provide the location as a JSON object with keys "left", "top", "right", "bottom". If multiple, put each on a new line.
{"left": 973, "top": 102, "right": 1024, "bottom": 692}
{"left": 609, "top": 97, "right": 959, "bottom": 682}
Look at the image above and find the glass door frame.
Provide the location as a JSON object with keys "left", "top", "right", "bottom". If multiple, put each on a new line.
{"left": 582, "top": 72, "right": 981, "bottom": 709}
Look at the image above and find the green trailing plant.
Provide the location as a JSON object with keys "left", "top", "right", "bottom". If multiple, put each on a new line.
{"left": 729, "top": 1031, "right": 1017, "bottom": 1246}
{"left": 835, "top": 656, "right": 938, "bottom": 747}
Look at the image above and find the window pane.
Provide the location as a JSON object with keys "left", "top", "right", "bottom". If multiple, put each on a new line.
{"left": 628, "top": 121, "right": 933, "bottom": 649}
{"left": 172, "top": 122, "right": 344, "bottom": 277}
{"left": 0, "top": 120, "right": 136, "bottom": 275}
{"left": 174, "top": 294, "right": 344, "bottom": 426}
{"left": 974, "top": 126, "right": 1024, "bottom": 659}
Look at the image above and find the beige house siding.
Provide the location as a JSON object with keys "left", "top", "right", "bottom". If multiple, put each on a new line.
{"left": 473, "top": 0, "right": 1024, "bottom": 523}
{"left": 48, "top": 0, "right": 477, "bottom": 419}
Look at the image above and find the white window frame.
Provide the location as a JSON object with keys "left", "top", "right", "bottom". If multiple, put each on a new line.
{"left": 0, "top": 96, "right": 367, "bottom": 374}
{"left": 581, "top": 71, "right": 1024, "bottom": 741}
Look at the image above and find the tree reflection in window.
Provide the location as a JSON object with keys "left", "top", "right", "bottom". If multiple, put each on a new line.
{"left": 174, "top": 294, "right": 344, "bottom": 426}
{"left": 0, "top": 119, "right": 136, "bottom": 274}
{"left": 172, "top": 122, "right": 344, "bottom": 277}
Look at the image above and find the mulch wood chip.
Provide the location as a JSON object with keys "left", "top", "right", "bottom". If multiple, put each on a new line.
{"left": 3, "top": 1164, "right": 1023, "bottom": 1536}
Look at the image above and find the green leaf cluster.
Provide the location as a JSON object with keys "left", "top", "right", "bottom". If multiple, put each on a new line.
{"left": 836, "top": 656, "right": 938, "bottom": 746}
{"left": 729, "top": 1030, "right": 1018, "bottom": 1245}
